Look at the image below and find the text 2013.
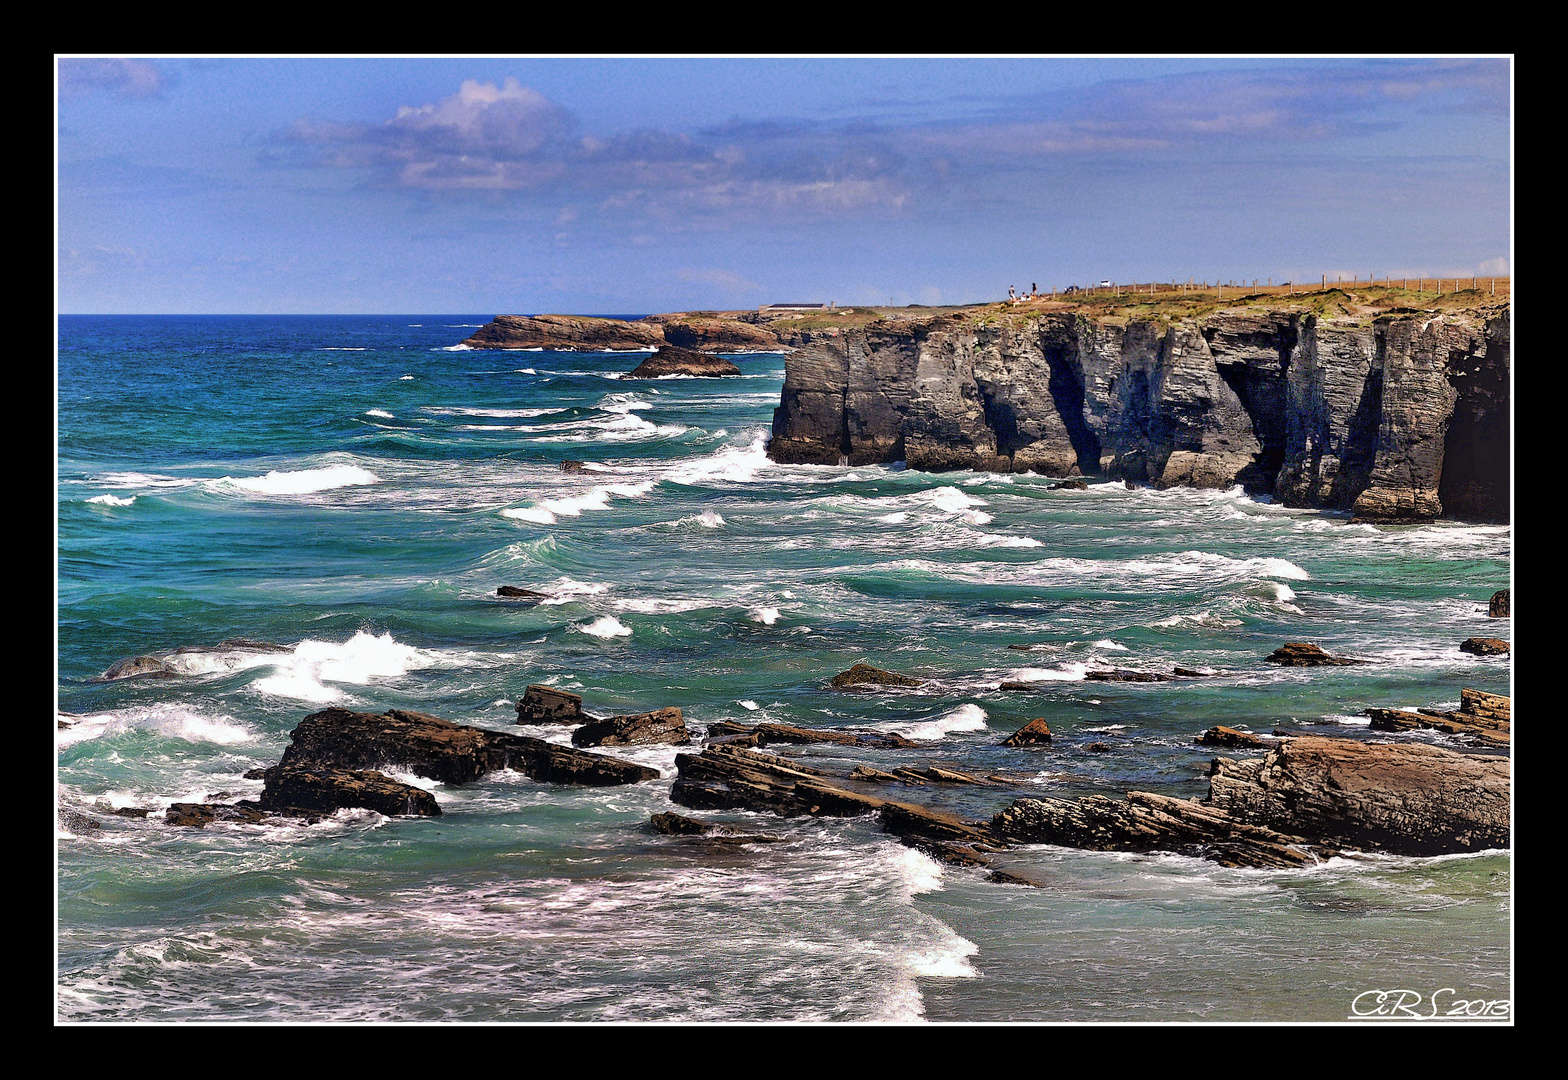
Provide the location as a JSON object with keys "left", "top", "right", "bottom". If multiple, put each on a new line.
{"left": 1350, "top": 989, "right": 1510, "bottom": 1020}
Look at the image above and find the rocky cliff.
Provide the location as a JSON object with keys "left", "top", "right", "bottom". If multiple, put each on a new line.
{"left": 767, "top": 302, "right": 1511, "bottom": 522}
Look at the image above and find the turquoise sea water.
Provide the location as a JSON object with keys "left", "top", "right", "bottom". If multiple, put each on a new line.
{"left": 56, "top": 314, "right": 1511, "bottom": 1023}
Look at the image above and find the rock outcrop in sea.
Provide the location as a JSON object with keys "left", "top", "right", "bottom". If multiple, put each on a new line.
{"left": 765, "top": 302, "right": 1510, "bottom": 522}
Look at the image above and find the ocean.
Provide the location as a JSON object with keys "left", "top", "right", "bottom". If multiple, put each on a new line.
{"left": 56, "top": 314, "right": 1512, "bottom": 1023}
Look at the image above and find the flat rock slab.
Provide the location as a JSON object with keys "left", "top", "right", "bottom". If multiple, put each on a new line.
{"left": 707, "top": 720, "right": 919, "bottom": 749}
{"left": 281, "top": 707, "right": 659, "bottom": 787}
{"left": 1460, "top": 637, "right": 1509, "bottom": 655}
{"left": 1205, "top": 735, "right": 1509, "bottom": 855}
{"left": 258, "top": 766, "right": 441, "bottom": 818}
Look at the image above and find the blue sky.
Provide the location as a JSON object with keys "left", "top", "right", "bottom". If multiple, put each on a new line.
{"left": 56, "top": 56, "right": 1511, "bottom": 314}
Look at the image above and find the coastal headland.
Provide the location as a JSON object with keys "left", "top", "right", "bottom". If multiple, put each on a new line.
{"left": 462, "top": 286, "right": 1511, "bottom": 523}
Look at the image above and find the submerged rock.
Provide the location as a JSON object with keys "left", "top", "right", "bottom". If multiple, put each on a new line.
{"left": 707, "top": 721, "right": 918, "bottom": 749}
{"left": 497, "top": 586, "right": 552, "bottom": 601}
{"left": 829, "top": 663, "right": 923, "bottom": 689}
{"left": 1264, "top": 642, "right": 1367, "bottom": 666}
{"left": 98, "top": 655, "right": 178, "bottom": 681}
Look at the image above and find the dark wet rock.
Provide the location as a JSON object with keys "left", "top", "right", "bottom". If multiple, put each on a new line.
{"left": 1460, "top": 637, "right": 1509, "bottom": 655}
{"left": 561, "top": 460, "right": 587, "bottom": 472}
{"left": 1489, "top": 588, "right": 1510, "bottom": 617}
{"left": 99, "top": 655, "right": 178, "bottom": 681}
{"left": 992, "top": 790, "right": 1335, "bottom": 870}
{"left": 829, "top": 662, "right": 923, "bottom": 689}
{"left": 516, "top": 685, "right": 587, "bottom": 726}
{"left": 848, "top": 764, "right": 907, "bottom": 783}
{"left": 1084, "top": 742, "right": 1113, "bottom": 752}
{"left": 1086, "top": 669, "right": 1174, "bottom": 682}
{"left": 710, "top": 721, "right": 919, "bottom": 750}
{"left": 1205, "top": 735, "right": 1509, "bottom": 854}
{"left": 571, "top": 706, "right": 690, "bottom": 748}
{"left": 647, "top": 811, "right": 780, "bottom": 844}
{"left": 1050, "top": 479, "right": 1089, "bottom": 490}
{"left": 280, "top": 707, "right": 659, "bottom": 787}
{"left": 165, "top": 802, "right": 271, "bottom": 828}
{"left": 258, "top": 767, "right": 441, "bottom": 818}
{"left": 1001, "top": 718, "right": 1053, "bottom": 746}
{"left": 497, "top": 586, "right": 552, "bottom": 601}
{"left": 57, "top": 803, "right": 101, "bottom": 832}
{"left": 893, "top": 765, "right": 994, "bottom": 785}
{"left": 622, "top": 344, "right": 742, "bottom": 379}
{"left": 1264, "top": 642, "right": 1367, "bottom": 666}
{"left": 1173, "top": 667, "right": 1218, "bottom": 677}
{"left": 1198, "top": 726, "right": 1265, "bottom": 749}
{"left": 999, "top": 680, "right": 1046, "bottom": 691}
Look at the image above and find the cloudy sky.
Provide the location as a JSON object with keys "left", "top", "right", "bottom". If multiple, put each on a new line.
{"left": 56, "top": 56, "right": 1511, "bottom": 314}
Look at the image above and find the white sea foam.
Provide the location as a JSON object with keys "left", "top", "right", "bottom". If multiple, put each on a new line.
{"left": 876, "top": 512, "right": 909, "bottom": 524}
{"left": 538, "top": 579, "right": 609, "bottom": 604}
{"left": 880, "top": 703, "right": 989, "bottom": 741}
{"left": 738, "top": 700, "right": 760, "bottom": 711}
{"left": 504, "top": 480, "right": 656, "bottom": 525}
{"left": 614, "top": 597, "right": 705, "bottom": 614}
{"left": 753, "top": 607, "right": 781, "bottom": 625}
{"left": 86, "top": 494, "right": 135, "bottom": 506}
{"left": 576, "top": 616, "right": 632, "bottom": 639}
{"left": 56, "top": 703, "right": 253, "bottom": 748}
{"left": 1090, "top": 639, "right": 1128, "bottom": 651}
{"left": 365, "top": 409, "right": 394, "bottom": 419}
{"left": 663, "top": 433, "right": 773, "bottom": 485}
{"left": 250, "top": 631, "right": 442, "bottom": 702}
{"left": 215, "top": 464, "right": 380, "bottom": 495}
{"left": 1011, "top": 663, "right": 1090, "bottom": 682}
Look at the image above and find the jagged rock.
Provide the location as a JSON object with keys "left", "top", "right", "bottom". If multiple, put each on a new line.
{"left": 561, "top": 460, "right": 587, "bottom": 473}
{"left": 991, "top": 790, "right": 1334, "bottom": 869}
{"left": 1366, "top": 689, "right": 1510, "bottom": 746}
{"left": 1489, "top": 589, "right": 1510, "bottom": 617}
{"left": 99, "top": 655, "right": 178, "bottom": 681}
{"left": 1001, "top": 718, "right": 1053, "bottom": 746}
{"left": 516, "top": 685, "right": 587, "bottom": 726}
{"left": 1205, "top": 735, "right": 1509, "bottom": 855}
{"left": 1460, "top": 637, "right": 1509, "bottom": 655}
{"left": 765, "top": 304, "right": 1509, "bottom": 522}
{"left": 258, "top": 767, "right": 441, "bottom": 818}
{"left": 497, "top": 586, "right": 551, "bottom": 601}
{"left": 571, "top": 706, "right": 690, "bottom": 748}
{"left": 1265, "top": 642, "right": 1367, "bottom": 666}
{"left": 830, "top": 663, "right": 922, "bottom": 689}
{"left": 621, "top": 345, "right": 742, "bottom": 379}
{"left": 1050, "top": 479, "right": 1089, "bottom": 490}
{"left": 1084, "top": 742, "right": 1113, "bottom": 752}
{"left": 1198, "top": 726, "right": 1265, "bottom": 749}
{"left": 461, "top": 314, "right": 666, "bottom": 352}
{"left": 280, "top": 707, "right": 658, "bottom": 787}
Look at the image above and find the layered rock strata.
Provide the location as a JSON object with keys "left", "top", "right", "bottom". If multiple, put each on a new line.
{"left": 767, "top": 305, "right": 1510, "bottom": 522}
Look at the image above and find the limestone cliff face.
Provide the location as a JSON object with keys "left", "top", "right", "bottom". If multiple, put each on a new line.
{"left": 767, "top": 306, "right": 1510, "bottom": 522}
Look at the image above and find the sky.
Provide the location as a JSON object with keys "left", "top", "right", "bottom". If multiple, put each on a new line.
{"left": 56, "top": 55, "right": 1512, "bottom": 315}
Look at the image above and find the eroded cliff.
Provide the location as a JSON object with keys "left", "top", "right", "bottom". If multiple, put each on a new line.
{"left": 767, "top": 303, "right": 1510, "bottom": 522}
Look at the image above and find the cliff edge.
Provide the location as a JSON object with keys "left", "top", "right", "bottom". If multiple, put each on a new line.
{"left": 766, "top": 297, "right": 1510, "bottom": 523}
